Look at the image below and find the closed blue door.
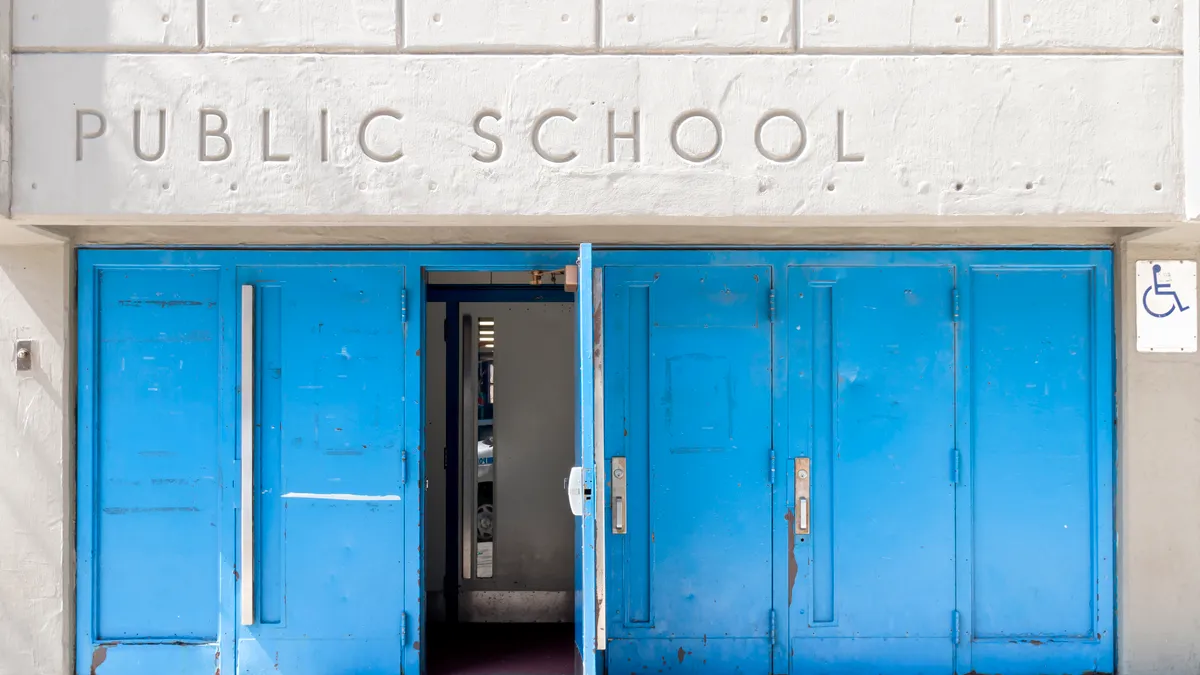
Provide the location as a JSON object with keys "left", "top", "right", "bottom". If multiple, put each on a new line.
{"left": 603, "top": 264, "right": 775, "bottom": 673}
{"left": 786, "top": 265, "right": 957, "bottom": 674}
{"left": 234, "top": 264, "right": 411, "bottom": 674}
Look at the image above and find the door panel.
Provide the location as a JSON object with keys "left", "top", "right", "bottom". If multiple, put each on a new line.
{"left": 236, "top": 265, "right": 409, "bottom": 675}
{"left": 605, "top": 264, "right": 773, "bottom": 672}
{"left": 963, "top": 264, "right": 1115, "bottom": 675}
{"left": 788, "top": 265, "right": 956, "bottom": 673}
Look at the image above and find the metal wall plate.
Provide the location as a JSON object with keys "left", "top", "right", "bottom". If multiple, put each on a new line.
{"left": 15, "top": 340, "right": 32, "bottom": 371}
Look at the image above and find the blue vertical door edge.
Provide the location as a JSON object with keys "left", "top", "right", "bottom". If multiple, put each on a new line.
{"left": 575, "top": 243, "right": 600, "bottom": 675}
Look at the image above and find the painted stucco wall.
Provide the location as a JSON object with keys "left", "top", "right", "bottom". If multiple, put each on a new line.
{"left": 0, "top": 0, "right": 1197, "bottom": 672}
{"left": 1117, "top": 240, "right": 1200, "bottom": 675}
{"left": 0, "top": 0, "right": 1188, "bottom": 224}
{"left": 0, "top": 244, "right": 69, "bottom": 675}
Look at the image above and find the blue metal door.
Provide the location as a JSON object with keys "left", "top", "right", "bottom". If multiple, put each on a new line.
{"left": 603, "top": 263, "right": 775, "bottom": 673}
{"left": 573, "top": 244, "right": 601, "bottom": 675}
{"left": 235, "top": 264, "right": 411, "bottom": 674}
{"left": 785, "top": 265, "right": 957, "bottom": 674}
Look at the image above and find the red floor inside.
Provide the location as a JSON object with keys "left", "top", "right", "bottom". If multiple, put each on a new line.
{"left": 425, "top": 623, "right": 575, "bottom": 675}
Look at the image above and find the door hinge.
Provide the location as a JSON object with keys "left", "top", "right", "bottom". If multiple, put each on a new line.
{"left": 400, "top": 450, "right": 408, "bottom": 486}
{"left": 768, "top": 449, "right": 776, "bottom": 486}
{"left": 768, "top": 288, "right": 776, "bottom": 323}
{"left": 401, "top": 610, "right": 408, "bottom": 646}
{"left": 952, "top": 448, "right": 961, "bottom": 485}
{"left": 400, "top": 288, "right": 408, "bottom": 323}
{"left": 951, "top": 287, "right": 960, "bottom": 322}
{"left": 952, "top": 609, "right": 961, "bottom": 645}
{"left": 769, "top": 608, "right": 777, "bottom": 646}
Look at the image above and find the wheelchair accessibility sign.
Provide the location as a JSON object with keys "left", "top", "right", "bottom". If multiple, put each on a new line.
{"left": 1137, "top": 260, "right": 1198, "bottom": 352}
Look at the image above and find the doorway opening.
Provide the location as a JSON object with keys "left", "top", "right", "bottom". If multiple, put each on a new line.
{"left": 424, "top": 272, "right": 577, "bottom": 675}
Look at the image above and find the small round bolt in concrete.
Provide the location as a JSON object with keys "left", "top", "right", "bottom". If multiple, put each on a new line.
{"left": 1152, "top": 15, "right": 1161, "bottom": 23}
{"left": 1154, "top": 182, "right": 1163, "bottom": 191}
{"left": 955, "top": 14, "right": 963, "bottom": 23}
{"left": 626, "top": 13, "right": 635, "bottom": 22}
{"left": 954, "top": 181, "right": 964, "bottom": 191}
{"left": 826, "top": 183, "right": 835, "bottom": 192}
{"left": 162, "top": 13, "right": 170, "bottom": 22}
{"left": 761, "top": 14, "right": 768, "bottom": 22}
{"left": 1022, "top": 14, "right": 1032, "bottom": 23}
{"left": 1025, "top": 181, "right": 1034, "bottom": 190}
{"left": 432, "top": 13, "right": 441, "bottom": 22}
{"left": 561, "top": 13, "right": 569, "bottom": 21}
{"left": 231, "top": 14, "right": 240, "bottom": 23}
{"left": 827, "top": 13, "right": 835, "bottom": 22}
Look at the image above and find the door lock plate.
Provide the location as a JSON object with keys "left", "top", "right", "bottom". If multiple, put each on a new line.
{"left": 611, "top": 457, "right": 627, "bottom": 534}
{"left": 795, "top": 458, "right": 810, "bottom": 535}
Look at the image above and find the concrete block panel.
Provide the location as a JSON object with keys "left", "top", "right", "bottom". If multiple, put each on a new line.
{"left": 601, "top": 0, "right": 793, "bottom": 50}
{"left": 12, "top": 54, "right": 1180, "bottom": 218}
{"left": 405, "top": 0, "right": 595, "bottom": 50}
{"left": 15, "top": 0, "right": 198, "bottom": 49}
{"left": 205, "top": 0, "right": 396, "bottom": 48}
{"left": 801, "top": 0, "right": 989, "bottom": 49}
{"left": 999, "top": 0, "right": 1180, "bottom": 50}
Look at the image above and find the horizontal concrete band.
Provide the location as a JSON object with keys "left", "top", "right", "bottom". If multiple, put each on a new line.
{"left": 13, "top": 54, "right": 1182, "bottom": 219}
{"left": 14, "top": 0, "right": 1182, "bottom": 51}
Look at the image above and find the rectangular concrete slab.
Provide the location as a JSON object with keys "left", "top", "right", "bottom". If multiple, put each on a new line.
{"left": 12, "top": 54, "right": 1180, "bottom": 218}
{"left": 800, "top": 0, "right": 988, "bottom": 49}
{"left": 998, "top": 0, "right": 1180, "bottom": 50}
{"left": 205, "top": 0, "right": 396, "bottom": 48}
{"left": 15, "top": 0, "right": 197, "bottom": 49}
{"left": 404, "top": 0, "right": 595, "bottom": 50}
{"left": 601, "top": 0, "right": 793, "bottom": 50}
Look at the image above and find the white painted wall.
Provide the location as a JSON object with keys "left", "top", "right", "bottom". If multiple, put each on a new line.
{"left": 0, "top": 245, "right": 69, "bottom": 675}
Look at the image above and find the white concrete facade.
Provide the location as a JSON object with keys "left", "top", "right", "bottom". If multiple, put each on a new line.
{"left": 0, "top": 0, "right": 1197, "bottom": 673}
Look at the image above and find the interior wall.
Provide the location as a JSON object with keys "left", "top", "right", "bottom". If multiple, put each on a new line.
{"left": 458, "top": 301, "right": 575, "bottom": 594}
{"left": 425, "top": 297, "right": 576, "bottom": 622}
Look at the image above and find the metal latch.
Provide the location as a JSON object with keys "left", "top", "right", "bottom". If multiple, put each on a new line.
{"left": 566, "top": 466, "right": 585, "bottom": 516}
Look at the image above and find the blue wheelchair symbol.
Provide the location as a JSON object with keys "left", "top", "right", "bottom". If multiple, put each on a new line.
{"left": 1143, "top": 263, "right": 1191, "bottom": 318}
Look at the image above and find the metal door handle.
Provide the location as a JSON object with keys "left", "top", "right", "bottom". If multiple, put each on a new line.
{"left": 611, "top": 457, "right": 627, "bottom": 534}
{"left": 240, "top": 285, "right": 255, "bottom": 625}
{"left": 795, "top": 457, "right": 810, "bottom": 535}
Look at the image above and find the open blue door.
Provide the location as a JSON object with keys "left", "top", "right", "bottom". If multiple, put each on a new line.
{"left": 568, "top": 243, "right": 600, "bottom": 675}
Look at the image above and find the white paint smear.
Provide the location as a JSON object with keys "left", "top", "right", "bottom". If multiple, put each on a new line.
{"left": 282, "top": 492, "right": 401, "bottom": 501}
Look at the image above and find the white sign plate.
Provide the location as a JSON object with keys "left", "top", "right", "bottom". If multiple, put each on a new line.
{"left": 1136, "top": 260, "right": 1197, "bottom": 353}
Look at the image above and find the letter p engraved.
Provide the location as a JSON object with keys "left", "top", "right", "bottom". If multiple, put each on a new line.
{"left": 76, "top": 110, "right": 107, "bottom": 162}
